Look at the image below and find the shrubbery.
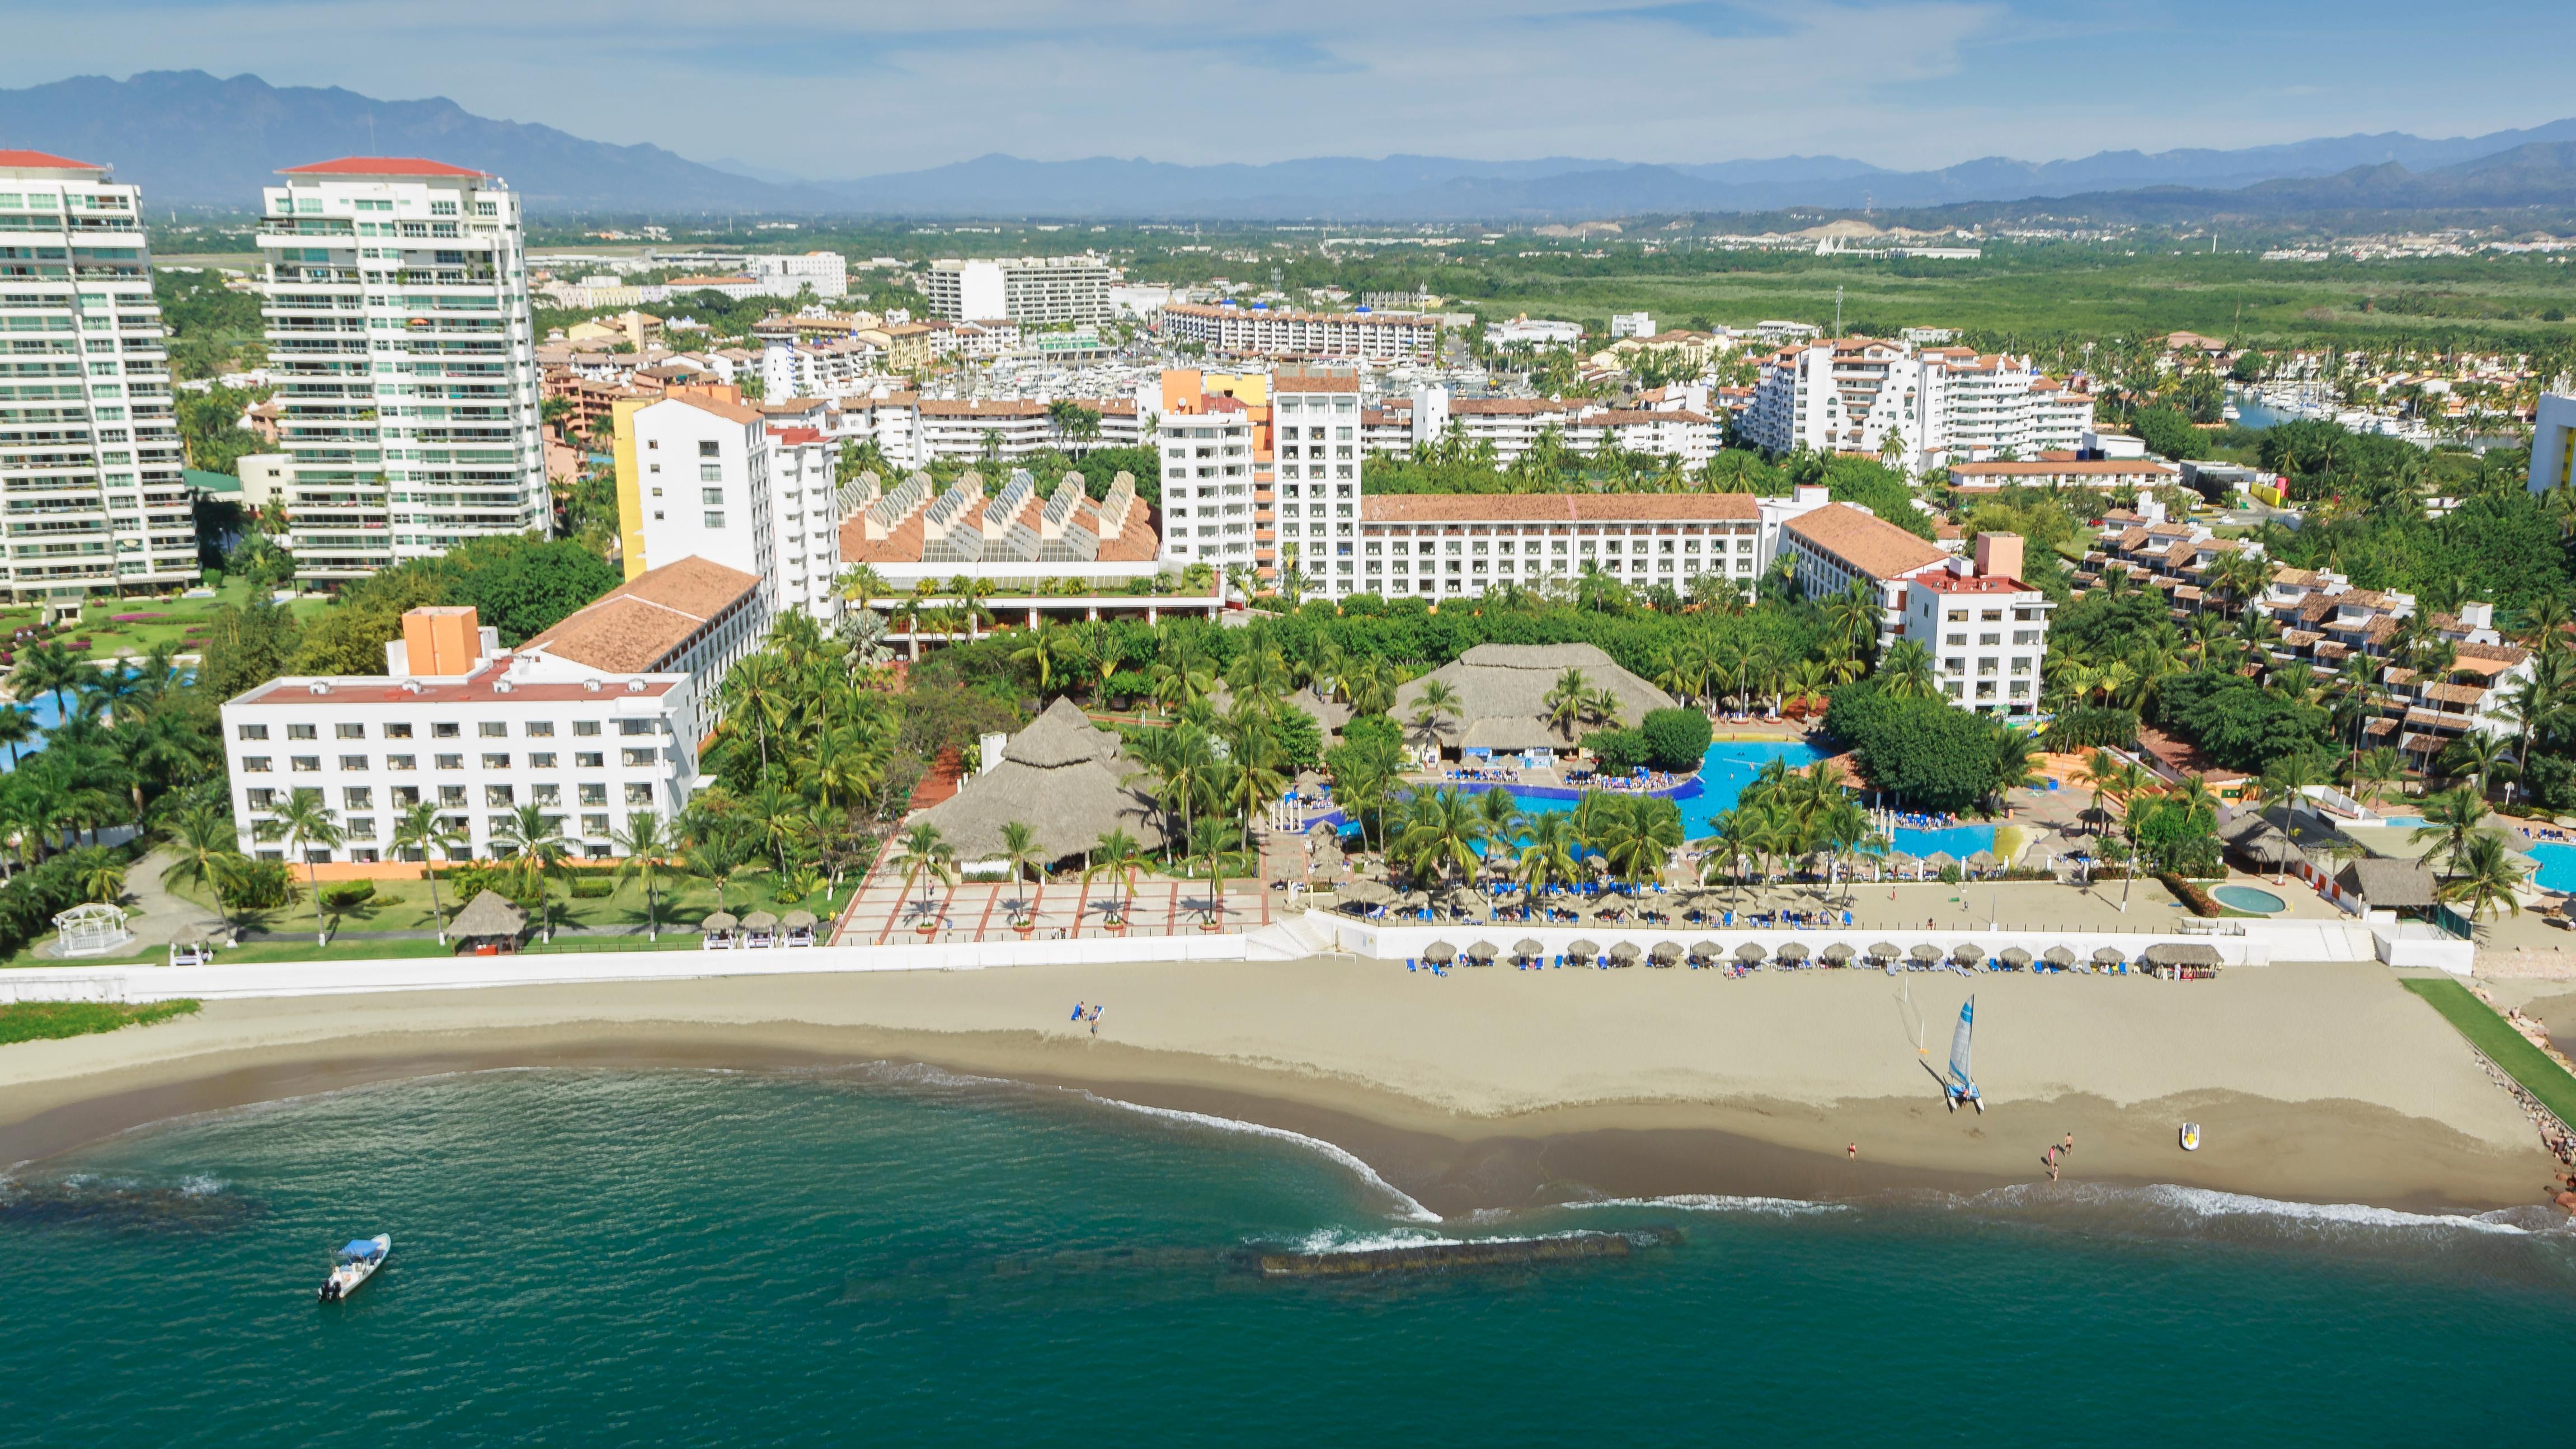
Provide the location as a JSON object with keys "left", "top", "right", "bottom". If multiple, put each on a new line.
{"left": 2042, "top": 707, "right": 2139, "bottom": 754}
{"left": 1822, "top": 679, "right": 2000, "bottom": 814}
{"left": 217, "top": 857, "right": 297, "bottom": 911}
{"left": 318, "top": 881, "right": 375, "bottom": 913}
{"left": 1638, "top": 707, "right": 1712, "bottom": 774}
{"left": 1583, "top": 728, "right": 1651, "bottom": 774}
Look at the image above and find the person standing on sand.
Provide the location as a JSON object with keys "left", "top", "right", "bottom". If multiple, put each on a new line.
{"left": 1089, "top": 1004, "right": 1104, "bottom": 1036}
{"left": 2062, "top": 1131, "right": 2075, "bottom": 1158}
{"left": 1848, "top": 1143, "right": 1858, "bottom": 1163}
{"left": 2045, "top": 1146, "right": 2059, "bottom": 1183}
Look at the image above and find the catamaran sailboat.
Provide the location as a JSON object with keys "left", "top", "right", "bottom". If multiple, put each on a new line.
{"left": 319, "top": 1235, "right": 390, "bottom": 1302}
{"left": 1944, "top": 997, "right": 1983, "bottom": 1114}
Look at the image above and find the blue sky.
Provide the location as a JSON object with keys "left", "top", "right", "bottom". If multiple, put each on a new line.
{"left": 4, "top": 0, "right": 2570, "bottom": 176}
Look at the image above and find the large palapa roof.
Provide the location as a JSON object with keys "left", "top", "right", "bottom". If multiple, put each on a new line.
{"left": 1390, "top": 643, "right": 1675, "bottom": 751}
{"left": 912, "top": 697, "right": 1165, "bottom": 862}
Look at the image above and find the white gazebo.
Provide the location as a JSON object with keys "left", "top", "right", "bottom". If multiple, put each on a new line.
{"left": 52, "top": 902, "right": 134, "bottom": 957}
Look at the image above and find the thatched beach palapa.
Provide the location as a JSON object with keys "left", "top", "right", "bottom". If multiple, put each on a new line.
{"left": 1867, "top": 941, "right": 1901, "bottom": 961}
{"left": 741, "top": 910, "right": 779, "bottom": 931}
{"left": 1909, "top": 943, "right": 1943, "bottom": 963}
{"left": 1820, "top": 942, "right": 1854, "bottom": 963}
{"left": 1566, "top": 938, "right": 1601, "bottom": 961}
{"left": 2000, "top": 946, "right": 2033, "bottom": 968}
{"left": 1776, "top": 940, "right": 1810, "bottom": 962}
{"left": 1951, "top": 943, "right": 1985, "bottom": 966}
{"left": 1422, "top": 941, "right": 1458, "bottom": 965}
{"left": 1513, "top": 938, "right": 1545, "bottom": 963}
{"left": 2043, "top": 945, "right": 2077, "bottom": 966}
{"left": 1688, "top": 939, "right": 1721, "bottom": 962}
{"left": 1466, "top": 940, "right": 1499, "bottom": 963}
{"left": 781, "top": 909, "right": 817, "bottom": 929}
{"left": 701, "top": 911, "right": 739, "bottom": 933}
{"left": 1733, "top": 942, "right": 1765, "bottom": 963}
{"left": 912, "top": 697, "right": 1164, "bottom": 864}
{"left": 1389, "top": 643, "right": 1676, "bottom": 752}
{"left": 2093, "top": 945, "right": 2127, "bottom": 965}
{"left": 1608, "top": 942, "right": 1641, "bottom": 964}
{"left": 2142, "top": 942, "right": 2222, "bottom": 968}
{"left": 1649, "top": 940, "right": 1684, "bottom": 965}
{"left": 448, "top": 890, "right": 528, "bottom": 948}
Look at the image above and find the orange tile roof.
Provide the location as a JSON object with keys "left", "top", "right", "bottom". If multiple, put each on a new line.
{"left": 1781, "top": 504, "right": 1950, "bottom": 580}
{"left": 522, "top": 556, "right": 761, "bottom": 674}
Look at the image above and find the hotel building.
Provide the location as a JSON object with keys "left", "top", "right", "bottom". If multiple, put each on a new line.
{"left": 1356, "top": 493, "right": 1763, "bottom": 600}
{"left": 255, "top": 157, "right": 547, "bottom": 582}
{"left": 0, "top": 150, "right": 197, "bottom": 601}
{"left": 1155, "top": 303, "right": 1439, "bottom": 363}
{"left": 615, "top": 386, "right": 840, "bottom": 622}
{"left": 923, "top": 256, "right": 1112, "bottom": 326}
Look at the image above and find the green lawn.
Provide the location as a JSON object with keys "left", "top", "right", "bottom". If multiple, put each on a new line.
{"left": 2399, "top": 978, "right": 2576, "bottom": 1127}
{"left": 0, "top": 998, "right": 200, "bottom": 1045}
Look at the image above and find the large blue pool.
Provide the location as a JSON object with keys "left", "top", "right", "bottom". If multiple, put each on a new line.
{"left": 2525, "top": 841, "right": 2576, "bottom": 892}
{"left": 1465, "top": 740, "right": 1996, "bottom": 857}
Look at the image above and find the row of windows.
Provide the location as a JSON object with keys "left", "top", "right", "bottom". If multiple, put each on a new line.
{"left": 239, "top": 749, "right": 661, "bottom": 772}
{"left": 236, "top": 717, "right": 655, "bottom": 741}
{"left": 246, "top": 781, "right": 652, "bottom": 811}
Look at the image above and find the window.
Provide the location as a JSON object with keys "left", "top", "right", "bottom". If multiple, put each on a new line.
{"left": 387, "top": 754, "right": 416, "bottom": 771}
{"left": 482, "top": 752, "right": 510, "bottom": 769}
{"left": 624, "top": 783, "right": 654, "bottom": 806}
{"left": 577, "top": 783, "right": 608, "bottom": 806}
{"left": 532, "top": 783, "right": 561, "bottom": 806}
{"left": 342, "top": 787, "right": 374, "bottom": 810}
{"left": 478, "top": 721, "right": 506, "bottom": 737}
{"left": 484, "top": 784, "right": 514, "bottom": 807}
{"left": 575, "top": 751, "right": 605, "bottom": 769}
{"left": 246, "top": 788, "right": 275, "bottom": 809}
{"left": 698, "top": 440, "right": 719, "bottom": 458}
{"left": 339, "top": 754, "right": 368, "bottom": 770}
{"left": 392, "top": 786, "right": 420, "bottom": 807}
{"left": 525, "top": 721, "right": 554, "bottom": 737}
{"left": 236, "top": 723, "right": 269, "bottom": 741}
{"left": 290, "top": 755, "right": 320, "bottom": 772}
{"left": 702, "top": 487, "right": 724, "bottom": 505}
{"left": 287, "top": 723, "right": 317, "bottom": 740}
{"left": 574, "top": 720, "right": 601, "bottom": 737}
{"left": 699, "top": 464, "right": 722, "bottom": 483}
{"left": 433, "top": 722, "right": 461, "bottom": 738}
{"left": 435, "top": 753, "right": 463, "bottom": 770}
{"left": 618, "top": 719, "right": 657, "bottom": 736}
{"left": 582, "top": 813, "right": 612, "bottom": 836}
{"left": 242, "top": 756, "right": 273, "bottom": 773}
{"left": 385, "top": 722, "right": 415, "bottom": 739}
{"left": 336, "top": 722, "right": 365, "bottom": 739}
{"left": 439, "top": 785, "right": 466, "bottom": 806}
{"left": 622, "top": 748, "right": 658, "bottom": 768}
{"left": 704, "top": 511, "right": 726, "bottom": 530}
{"left": 529, "top": 751, "right": 557, "bottom": 769}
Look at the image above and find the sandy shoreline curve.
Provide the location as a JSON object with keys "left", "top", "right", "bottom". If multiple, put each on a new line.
{"left": 0, "top": 958, "right": 2555, "bottom": 1215}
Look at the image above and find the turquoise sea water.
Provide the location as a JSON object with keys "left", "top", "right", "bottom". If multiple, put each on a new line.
{"left": 6, "top": 1067, "right": 2572, "bottom": 1446}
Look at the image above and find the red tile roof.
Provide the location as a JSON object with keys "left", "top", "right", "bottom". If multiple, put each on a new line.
{"left": 0, "top": 149, "right": 105, "bottom": 171}
{"left": 279, "top": 156, "right": 492, "bottom": 177}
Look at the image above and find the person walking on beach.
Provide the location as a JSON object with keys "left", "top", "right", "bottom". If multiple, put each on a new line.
{"left": 2062, "top": 1131, "right": 2075, "bottom": 1158}
{"left": 1848, "top": 1142, "right": 1858, "bottom": 1163}
{"left": 1088, "top": 1004, "right": 1104, "bottom": 1036}
{"left": 1071, "top": 1001, "right": 1087, "bottom": 1023}
{"left": 2044, "top": 1146, "right": 2059, "bottom": 1183}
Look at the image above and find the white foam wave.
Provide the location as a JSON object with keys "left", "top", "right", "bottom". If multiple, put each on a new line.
{"left": 2124, "top": 1183, "right": 2546, "bottom": 1237}
{"left": 1285, "top": 1227, "right": 1468, "bottom": 1254}
{"left": 1071, "top": 1092, "right": 1441, "bottom": 1224}
{"left": 176, "top": 1175, "right": 225, "bottom": 1197}
{"left": 1929, "top": 1180, "right": 2570, "bottom": 1240}
{"left": 1568, "top": 1193, "right": 1848, "bottom": 1217}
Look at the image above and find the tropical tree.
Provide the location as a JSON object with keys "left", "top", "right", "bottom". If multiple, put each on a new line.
{"left": 1083, "top": 827, "right": 1148, "bottom": 929}
{"left": 2440, "top": 831, "right": 2526, "bottom": 922}
{"left": 390, "top": 802, "right": 466, "bottom": 940}
{"left": 1407, "top": 680, "right": 1463, "bottom": 752}
{"left": 255, "top": 787, "right": 344, "bottom": 947}
{"left": 1875, "top": 638, "right": 1939, "bottom": 700}
{"left": 609, "top": 811, "right": 675, "bottom": 940}
{"left": 0, "top": 705, "right": 37, "bottom": 768}
{"left": 1544, "top": 667, "right": 1591, "bottom": 742}
{"left": 12, "top": 641, "right": 86, "bottom": 721}
{"left": 1512, "top": 811, "right": 1582, "bottom": 913}
{"left": 1189, "top": 816, "right": 1244, "bottom": 925}
{"left": 889, "top": 821, "right": 958, "bottom": 925}
{"left": 2410, "top": 785, "right": 2490, "bottom": 873}
{"left": 161, "top": 801, "right": 247, "bottom": 934}
{"left": 998, "top": 820, "right": 1047, "bottom": 926}
{"left": 491, "top": 803, "right": 571, "bottom": 941}
{"left": 1395, "top": 787, "right": 1486, "bottom": 892}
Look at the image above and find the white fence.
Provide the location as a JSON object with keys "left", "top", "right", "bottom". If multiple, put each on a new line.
{"left": 1314, "top": 916, "right": 2382, "bottom": 971}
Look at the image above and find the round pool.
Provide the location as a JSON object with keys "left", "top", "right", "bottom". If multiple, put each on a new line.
{"left": 2211, "top": 885, "right": 2287, "bottom": 914}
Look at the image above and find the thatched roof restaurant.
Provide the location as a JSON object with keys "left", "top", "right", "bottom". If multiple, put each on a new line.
{"left": 1388, "top": 643, "right": 1676, "bottom": 752}
{"left": 913, "top": 698, "right": 1165, "bottom": 864}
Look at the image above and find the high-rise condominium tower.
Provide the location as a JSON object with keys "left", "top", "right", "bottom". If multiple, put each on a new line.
{"left": 256, "top": 158, "right": 546, "bottom": 582}
{"left": 0, "top": 151, "right": 197, "bottom": 603}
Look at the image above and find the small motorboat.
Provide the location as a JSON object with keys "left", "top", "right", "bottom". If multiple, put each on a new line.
{"left": 319, "top": 1234, "right": 390, "bottom": 1302}
{"left": 2179, "top": 1123, "right": 2202, "bottom": 1152}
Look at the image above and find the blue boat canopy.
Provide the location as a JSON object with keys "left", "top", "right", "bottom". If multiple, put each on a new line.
{"left": 342, "top": 1240, "right": 380, "bottom": 1257}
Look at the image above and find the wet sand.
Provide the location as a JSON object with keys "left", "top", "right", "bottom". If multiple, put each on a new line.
{"left": 0, "top": 958, "right": 2555, "bottom": 1215}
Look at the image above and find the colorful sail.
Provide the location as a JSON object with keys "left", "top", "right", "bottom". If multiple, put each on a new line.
{"left": 1947, "top": 996, "right": 1976, "bottom": 1090}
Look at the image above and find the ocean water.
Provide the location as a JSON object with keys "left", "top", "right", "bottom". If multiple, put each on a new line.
{"left": 4, "top": 1067, "right": 2571, "bottom": 1447}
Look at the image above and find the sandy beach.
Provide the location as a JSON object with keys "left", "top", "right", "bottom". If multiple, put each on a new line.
{"left": 0, "top": 957, "right": 2554, "bottom": 1216}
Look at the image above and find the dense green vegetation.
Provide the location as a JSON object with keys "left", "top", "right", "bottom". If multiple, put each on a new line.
{"left": 0, "top": 999, "right": 200, "bottom": 1046}
{"left": 2400, "top": 978, "right": 2576, "bottom": 1126}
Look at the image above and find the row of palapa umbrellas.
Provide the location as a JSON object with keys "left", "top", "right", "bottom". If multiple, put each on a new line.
{"left": 698, "top": 909, "right": 820, "bottom": 935}
{"left": 1412, "top": 939, "right": 2220, "bottom": 970}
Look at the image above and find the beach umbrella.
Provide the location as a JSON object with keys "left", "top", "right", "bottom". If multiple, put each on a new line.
{"left": 1924, "top": 851, "right": 1959, "bottom": 873}
{"left": 1909, "top": 943, "right": 1943, "bottom": 963}
{"left": 1608, "top": 942, "right": 1642, "bottom": 965}
{"left": 1466, "top": 940, "right": 1499, "bottom": 963}
{"left": 1733, "top": 942, "right": 1766, "bottom": 963}
{"left": 701, "top": 911, "right": 739, "bottom": 933}
{"left": 1775, "top": 941, "right": 1811, "bottom": 963}
{"left": 1567, "top": 938, "right": 1601, "bottom": 961}
{"left": 1650, "top": 940, "right": 1684, "bottom": 966}
{"left": 2000, "top": 947, "right": 2033, "bottom": 968}
{"left": 1884, "top": 851, "right": 1920, "bottom": 878}
{"left": 1423, "top": 941, "right": 1458, "bottom": 965}
{"left": 1821, "top": 942, "right": 1855, "bottom": 964}
{"left": 2142, "top": 943, "right": 2222, "bottom": 969}
{"left": 1951, "top": 942, "right": 1985, "bottom": 966}
{"left": 1513, "top": 938, "right": 1545, "bottom": 963}
{"left": 2043, "top": 945, "right": 2077, "bottom": 966}
{"left": 2093, "top": 946, "right": 2127, "bottom": 966}
{"left": 1689, "top": 939, "right": 1721, "bottom": 963}
{"left": 1306, "top": 819, "right": 1338, "bottom": 836}
{"left": 742, "top": 910, "right": 780, "bottom": 931}
{"left": 1867, "top": 941, "right": 1901, "bottom": 962}
{"left": 1965, "top": 850, "right": 1999, "bottom": 874}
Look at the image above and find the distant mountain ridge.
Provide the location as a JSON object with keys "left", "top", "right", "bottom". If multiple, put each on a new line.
{"left": 3, "top": 70, "right": 2573, "bottom": 221}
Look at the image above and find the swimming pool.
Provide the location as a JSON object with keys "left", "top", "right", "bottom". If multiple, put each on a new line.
{"left": 2526, "top": 842, "right": 2576, "bottom": 893}
{"left": 1493, "top": 740, "right": 1996, "bottom": 857}
{"left": 2211, "top": 884, "right": 2288, "bottom": 914}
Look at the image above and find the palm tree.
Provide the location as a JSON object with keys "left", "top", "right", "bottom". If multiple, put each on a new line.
{"left": 1588, "top": 794, "right": 1683, "bottom": 889}
{"left": 77, "top": 849, "right": 127, "bottom": 906}
{"left": 2256, "top": 753, "right": 2326, "bottom": 883}
{"left": 256, "top": 787, "right": 343, "bottom": 947}
{"left": 998, "top": 820, "right": 1046, "bottom": 926}
{"left": 682, "top": 812, "right": 756, "bottom": 924}
{"left": 610, "top": 811, "right": 674, "bottom": 940}
{"left": 160, "top": 801, "right": 246, "bottom": 935}
{"left": 1544, "top": 667, "right": 1591, "bottom": 742}
{"left": 1513, "top": 812, "right": 1581, "bottom": 914}
{"left": 2452, "top": 731, "right": 2515, "bottom": 803}
{"left": 1407, "top": 679, "right": 1462, "bottom": 752}
{"left": 2410, "top": 785, "right": 2489, "bottom": 874}
{"left": 1009, "top": 626, "right": 1071, "bottom": 695}
{"left": 1473, "top": 787, "right": 1523, "bottom": 862}
{"left": 2077, "top": 749, "right": 2124, "bottom": 838}
{"left": 2440, "top": 831, "right": 2526, "bottom": 923}
{"left": 1083, "top": 827, "right": 1147, "bottom": 929}
{"left": 1190, "top": 816, "right": 1243, "bottom": 926}
{"left": 490, "top": 803, "right": 571, "bottom": 942}
{"left": 390, "top": 802, "right": 466, "bottom": 941}
{"left": 1699, "top": 810, "right": 1757, "bottom": 908}
{"left": 12, "top": 641, "right": 86, "bottom": 722}
{"left": 0, "top": 704, "right": 36, "bottom": 768}
{"left": 1877, "top": 638, "right": 1938, "bottom": 700}
{"left": 889, "top": 822, "right": 958, "bottom": 926}
{"left": 1395, "top": 788, "right": 1484, "bottom": 892}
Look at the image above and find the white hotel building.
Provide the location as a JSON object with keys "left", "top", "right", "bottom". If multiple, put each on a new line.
{"left": 220, "top": 558, "right": 767, "bottom": 864}
{"left": 0, "top": 150, "right": 199, "bottom": 600}
{"left": 1156, "top": 303, "right": 1439, "bottom": 363}
{"left": 924, "top": 256, "right": 1112, "bottom": 326}
{"left": 256, "top": 157, "right": 548, "bottom": 582}
{"left": 1271, "top": 366, "right": 1362, "bottom": 592}
{"left": 1740, "top": 337, "right": 2090, "bottom": 473}
{"left": 1357, "top": 493, "right": 1764, "bottom": 599}
{"left": 622, "top": 389, "right": 840, "bottom": 623}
